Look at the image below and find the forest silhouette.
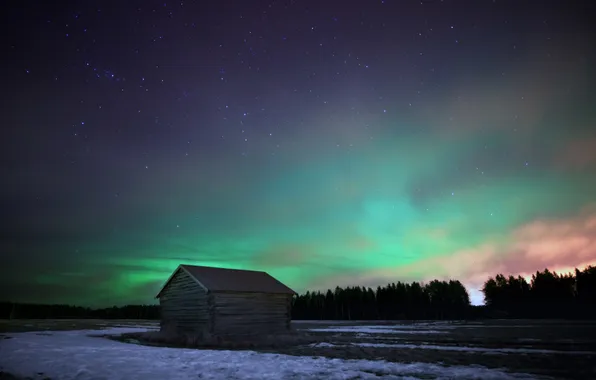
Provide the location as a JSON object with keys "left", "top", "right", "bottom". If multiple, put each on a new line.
{"left": 1, "top": 265, "right": 594, "bottom": 320}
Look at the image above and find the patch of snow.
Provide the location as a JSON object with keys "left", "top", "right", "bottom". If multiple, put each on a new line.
{"left": 308, "top": 326, "right": 448, "bottom": 334}
{"left": 292, "top": 320, "right": 358, "bottom": 324}
{"left": 0, "top": 327, "right": 544, "bottom": 380}
{"left": 362, "top": 324, "right": 455, "bottom": 330}
{"left": 308, "top": 342, "right": 338, "bottom": 348}
{"left": 352, "top": 342, "right": 596, "bottom": 356}
{"left": 455, "top": 325, "right": 545, "bottom": 329}
{"left": 110, "top": 324, "right": 159, "bottom": 330}
{"left": 293, "top": 320, "right": 458, "bottom": 327}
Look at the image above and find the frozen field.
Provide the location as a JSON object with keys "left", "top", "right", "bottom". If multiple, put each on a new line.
{"left": 1, "top": 319, "right": 595, "bottom": 379}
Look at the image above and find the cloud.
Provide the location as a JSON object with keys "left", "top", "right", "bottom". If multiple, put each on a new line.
{"left": 554, "top": 135, "right": 596, "bottom": 171}
{"left": 508, "top": 206, "right": 596, "bottom": 270}
{"left": 251, "top": 243, "right": 317, "bottom": 268}
{"left": 420, "top": 33, "right": 592, "bottom": 138}
{"left": 347, "top": 235, "right": 378, "bottom": 251}
{"left": 308, "top": 205, "right": 596, "bottom": 303}
{"left": 424, "top": 205, "right": 596, "bottom": 283}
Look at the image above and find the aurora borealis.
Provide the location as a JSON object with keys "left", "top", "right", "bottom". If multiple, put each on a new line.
{"left": 2, "top": 0, "right": 596, "bottom": 307}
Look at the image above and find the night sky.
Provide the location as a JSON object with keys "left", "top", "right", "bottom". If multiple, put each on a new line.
{"left": 2, "top": 0, "right": 596, "bottom": 307}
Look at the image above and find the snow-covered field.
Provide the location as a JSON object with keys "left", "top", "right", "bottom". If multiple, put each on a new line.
{"left": 0, "top": 325, "right": 543, "bottom": 380}
{"left": 1, "top": 319, "right": 595, "bottom": 379}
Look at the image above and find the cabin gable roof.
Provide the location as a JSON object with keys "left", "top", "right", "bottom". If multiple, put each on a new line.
{"left": 155, "top": 264, "right": 296, "bottom": 298}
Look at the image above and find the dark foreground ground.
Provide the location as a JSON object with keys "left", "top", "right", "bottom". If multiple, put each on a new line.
{"left": 288, "top": 319, "right": 596, "bottom": 380}
{"left": 1, "top": 319, "right": 595, "bottom": 379}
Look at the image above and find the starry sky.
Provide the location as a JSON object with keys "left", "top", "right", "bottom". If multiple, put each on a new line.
{"left": 2, "top": 0, "right": 596, "bottom": 307}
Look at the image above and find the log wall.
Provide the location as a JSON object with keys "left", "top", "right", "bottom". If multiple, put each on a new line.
{"left": 212, "top": 291, "right": 292, "bottom": 336}
{"left": 158, "top": 268, "right": 211, "bottom": 334}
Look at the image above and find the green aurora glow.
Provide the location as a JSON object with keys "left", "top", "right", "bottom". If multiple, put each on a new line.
{"left": 3, "top": 3, "right": 596, "bottom": 307}
{"left": 6, "top": 123, "right": 596, "bottom": 306}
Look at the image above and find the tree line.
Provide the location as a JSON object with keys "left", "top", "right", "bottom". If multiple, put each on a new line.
{"left": 293, "top": 265, "right": 596, "bottom": 320}
{"left": 292, "top": 279, "right": 473, "bottom": 320}
{"left": 1, "top": 265, "right": 594, "bottom": 320}
{"left": 481, "top": 266, "right": 596, "bottom": 318}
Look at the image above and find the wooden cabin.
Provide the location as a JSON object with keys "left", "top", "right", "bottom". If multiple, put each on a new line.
{"left": 155, "top": 264, "right": 297, "bottom": 337}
